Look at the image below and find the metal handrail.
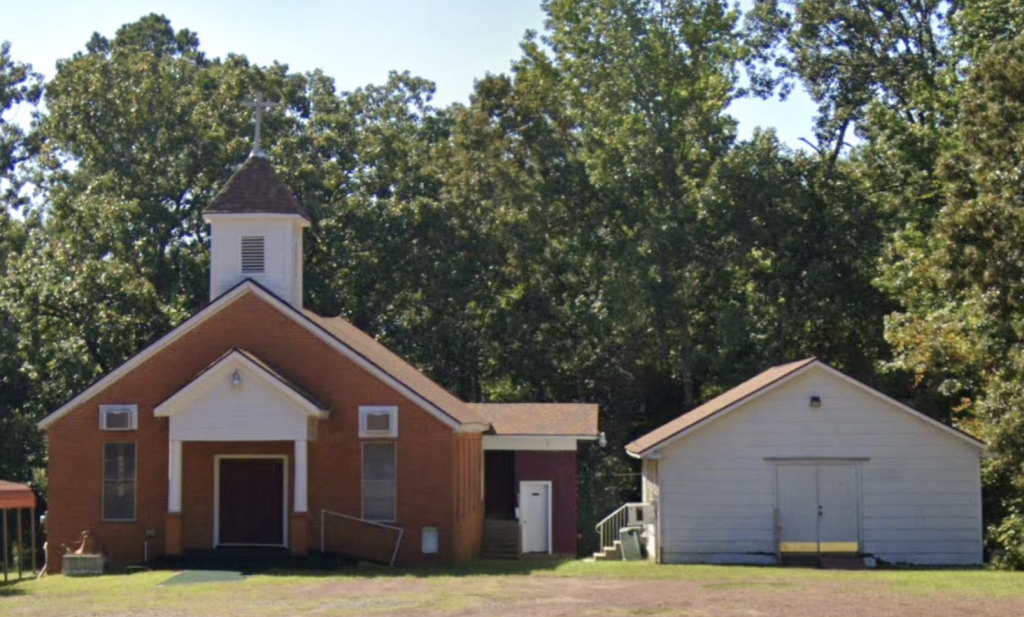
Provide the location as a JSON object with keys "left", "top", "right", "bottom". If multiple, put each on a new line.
{"left": 320, "top": 509, "right": 404, "bottom": 566}
{"left": 595, "top": 502, "right": 649, "bottom": 552}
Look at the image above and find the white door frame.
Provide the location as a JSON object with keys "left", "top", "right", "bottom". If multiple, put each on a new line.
{"left": 213, "top": 454, "right": 289, "bottom": 548}
{"left": 519, "top": 480, "right": 552, "bottom": 554}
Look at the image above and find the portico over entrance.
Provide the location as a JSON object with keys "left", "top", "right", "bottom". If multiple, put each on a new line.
{"left": 153, "top": 349, "right": 328, "bottom": 556}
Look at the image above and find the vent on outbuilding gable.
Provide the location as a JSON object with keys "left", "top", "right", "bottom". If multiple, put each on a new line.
{"left": 241, "top": 236, "right": 265, "bottom": 273}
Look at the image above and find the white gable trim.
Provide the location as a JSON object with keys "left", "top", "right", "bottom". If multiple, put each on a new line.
{"left": 39, "top": 280, "right": 484, "bottom": 433}
{"left": 154, "top": 350, "right": 327, "bottom": 419}
{"left": 631, "top": 361, "right": 984, "bottom": 458}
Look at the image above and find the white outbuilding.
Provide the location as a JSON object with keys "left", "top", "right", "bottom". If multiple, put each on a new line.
{"left": 618, "top": 358, "right": 985, "bottom": 566}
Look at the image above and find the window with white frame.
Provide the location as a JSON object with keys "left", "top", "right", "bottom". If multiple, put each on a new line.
{"left": 362, "top": 442, "right": 396, "bottom": 521}
{"left": 359, "top": 406, "right": 398, "bottom": 438}
{"left": 100, "top": 404, "right": 138, "bottom": 431}
{"left": 102, "top": 442, "right": 137, "bottom": 521}
{"left": 241, "top": 236, "right": 265, "bottom": 273}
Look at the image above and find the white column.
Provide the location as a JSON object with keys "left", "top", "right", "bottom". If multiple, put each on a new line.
{"left": 294, "top": 439, "right": 308, "bottom": 513}
{"left": 168, "top": 440, "right": 183, "bottom": 513}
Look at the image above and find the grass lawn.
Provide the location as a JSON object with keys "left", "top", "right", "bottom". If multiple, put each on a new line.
{"left": 2, "top": 561, "right": 1024, "bottom": 616}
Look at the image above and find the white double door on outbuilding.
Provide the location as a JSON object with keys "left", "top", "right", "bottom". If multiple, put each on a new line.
{"left": 776, "top": 461, "right": 860, "bottom": 554}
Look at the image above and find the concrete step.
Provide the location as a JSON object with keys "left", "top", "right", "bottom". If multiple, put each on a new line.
{"left": 482, "top": 518, "right": 521, "bottom": 560}
{"left": 592, "top": 541, "right": 622, "bottom": 561}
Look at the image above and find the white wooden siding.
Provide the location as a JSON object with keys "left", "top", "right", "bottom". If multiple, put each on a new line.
{"left": 654, "top": 366, "right": 983, "bottom": 565}
{"left": 208, "top": 215, "right": 304, "bottom": 306}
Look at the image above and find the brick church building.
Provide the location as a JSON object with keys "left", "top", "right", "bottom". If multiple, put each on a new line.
{"left": 38, "top": 151, "right": 599, "bottom": 571}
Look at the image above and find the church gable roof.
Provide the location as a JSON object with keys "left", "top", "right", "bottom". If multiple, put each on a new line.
{"left": 37, "top": 280, "right": 486, "bottom": 431}
{"left": 205, "top": 154, "right": 310, "bottom": 220}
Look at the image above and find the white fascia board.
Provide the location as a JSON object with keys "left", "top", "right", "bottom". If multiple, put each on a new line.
{"left": 38, "top": 282, "right": 256, "bottom": 430}
{"left": 482, "top": 435, "right": 581, "bottom": 451}
{"left": 203, "top": 212, "right": 311, "bottom": 228}
{"left": 154, "top": 351, "right": 327, "bottom": 419}
{"left": 813, "top": 363, "right": 985, "bottom": 450}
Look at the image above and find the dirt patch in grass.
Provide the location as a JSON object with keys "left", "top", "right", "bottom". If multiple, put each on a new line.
{"left": 3, "top": 564, "right": 1024, "bottom": 616}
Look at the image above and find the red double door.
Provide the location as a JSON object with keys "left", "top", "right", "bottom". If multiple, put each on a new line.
{"left": 218, "top": 458, "right": 285, "bottom": 546}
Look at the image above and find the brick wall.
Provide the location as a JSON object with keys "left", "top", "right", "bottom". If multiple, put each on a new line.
{"left": 515, "top": 451, "right": 578, "bottom": 555}
{"left": 45, "top": 290, "right": 478, "bottom": 571}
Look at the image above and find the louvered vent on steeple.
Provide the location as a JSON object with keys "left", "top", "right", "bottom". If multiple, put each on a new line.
{"left": 241, "top": 236, "right": 266, "bottom": 273}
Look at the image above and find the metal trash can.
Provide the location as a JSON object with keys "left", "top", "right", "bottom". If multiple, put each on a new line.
{"left": 619, "top": 527, "right": 643, "bottom": 561}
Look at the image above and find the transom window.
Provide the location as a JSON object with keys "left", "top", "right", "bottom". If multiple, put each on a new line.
{"left": 362, "top": 443, "right": 397, "bottom": 522}
{"left": 241, "top": 236, "right": 265, "bottom": 273}
{"left": 102, "top": 442, "right": 137, "bottom": 521}
{"left": 359, "top": 406, "right": 398, "bottom": 438}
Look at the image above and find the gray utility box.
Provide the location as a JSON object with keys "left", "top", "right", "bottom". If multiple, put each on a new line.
{"left": 619, "top": 527, "right": 644, "bottom": 561}
{"left": 62, "top": 554, "right": 104, "bottom": 576}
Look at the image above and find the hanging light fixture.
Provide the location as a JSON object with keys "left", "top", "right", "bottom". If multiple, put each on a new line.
{"left": 231, "top": 370, "right": 242, "bottom": 389}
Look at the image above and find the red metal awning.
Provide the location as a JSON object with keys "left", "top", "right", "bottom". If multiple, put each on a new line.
{"left": 0, "top": 480, "right": 36, "bottom": 509}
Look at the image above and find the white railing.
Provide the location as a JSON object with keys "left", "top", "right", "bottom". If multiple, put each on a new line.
{"left": 595, "top": 502, "right": 649, "bottom": 552}
{"left": 320, "top": 509, "right": 404, "bottom": 566}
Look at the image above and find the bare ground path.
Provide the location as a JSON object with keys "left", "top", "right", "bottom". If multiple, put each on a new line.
{"left": 3, "top": 561, "right": 1023, "bottom": 616}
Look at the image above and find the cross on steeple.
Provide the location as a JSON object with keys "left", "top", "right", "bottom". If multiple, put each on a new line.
{"left": 243, "top": 92, "right": 279, "bottom": 156}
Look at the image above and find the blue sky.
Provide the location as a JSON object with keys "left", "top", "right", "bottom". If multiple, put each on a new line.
{"left": 3, "top": 0, "right": 816, "bottom": 148}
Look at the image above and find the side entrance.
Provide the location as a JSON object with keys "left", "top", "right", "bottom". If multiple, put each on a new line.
{"left": 214, "top": 456, "right": 288, "bottom": 547}
{"left": 775, "top": 461, "right": 860, "bottom": 555}
{"left": 520, "top": 480, "right": 552, "bottom": 554}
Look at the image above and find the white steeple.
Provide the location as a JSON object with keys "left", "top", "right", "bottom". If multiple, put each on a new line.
{"left": 203, "top": 154, "right": 311, "bottom": 307}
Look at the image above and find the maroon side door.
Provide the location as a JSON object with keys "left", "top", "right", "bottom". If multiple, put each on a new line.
{"left": 218, "top": 458, "right": 285, "bottom": 545}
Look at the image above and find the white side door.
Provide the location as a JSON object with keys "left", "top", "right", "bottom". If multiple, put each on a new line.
{"left": 519, "top": 481, "right": 551, "bottom": 553}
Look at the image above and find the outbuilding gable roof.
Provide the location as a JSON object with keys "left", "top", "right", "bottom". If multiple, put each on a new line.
{"left": 204, "top": 154, "right": 310, "bottom": 220}
{"left": 470, "top": 403, "right": 599, "bottom": 437}
{"left": 625, "top": 358, "right": 984, "bottom": 457}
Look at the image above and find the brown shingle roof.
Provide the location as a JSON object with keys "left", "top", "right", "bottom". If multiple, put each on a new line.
{"left": 470, "top": 403, "right": 599, "bottom": 436}
{"left": 626, "top": 358, "right": 817, "bottom": 455}
{"left": 205, "top": 154, "right": 310, "bottom": 220}
{"left": 303, "top": 311, "right": 487, "bottom": 426}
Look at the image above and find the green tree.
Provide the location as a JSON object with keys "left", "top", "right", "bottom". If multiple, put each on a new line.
{"left": 0, "top": 41, "right": 41, "bottom": 483}
{"left": 877, "top": 34, "right": 1024, "bottom": 567}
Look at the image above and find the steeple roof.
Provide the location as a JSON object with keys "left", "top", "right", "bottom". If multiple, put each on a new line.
{"left": 205, "top": 154, "right": 310, "bottom": 220}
